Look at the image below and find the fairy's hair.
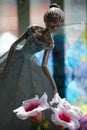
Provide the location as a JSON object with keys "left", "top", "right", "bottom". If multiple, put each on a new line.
{"left": 49, "top": 3, "right": 60, "bottom": 8}
{"left": 44, "top": 3, "right": 64, "bottom": 23}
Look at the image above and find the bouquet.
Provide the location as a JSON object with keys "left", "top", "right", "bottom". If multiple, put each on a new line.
{"left": 13, "top": 92, "right": 86, "bottom": 130}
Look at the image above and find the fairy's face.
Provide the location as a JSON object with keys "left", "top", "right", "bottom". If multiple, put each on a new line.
{"left": 44, "top": 6, "right": 64, "bottom": 33}
{"left": 45, "top": 20, "right": 63, "bottom": 33}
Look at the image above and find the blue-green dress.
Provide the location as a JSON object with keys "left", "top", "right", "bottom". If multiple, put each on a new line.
{"left": 0, "top": 26, "right": 55, "bottom": 130}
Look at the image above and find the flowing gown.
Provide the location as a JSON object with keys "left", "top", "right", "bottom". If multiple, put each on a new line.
{"left": 0, "top": 26, "right": 55, "bottom": 130}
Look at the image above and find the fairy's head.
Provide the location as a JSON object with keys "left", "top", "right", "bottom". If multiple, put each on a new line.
{"left": 44, "top": 3, "right": 64, "bottom": 32}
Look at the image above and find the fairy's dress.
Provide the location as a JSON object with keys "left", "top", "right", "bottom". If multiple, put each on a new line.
{"left": 0, "top": 26, "right": 55, "bottom": 130}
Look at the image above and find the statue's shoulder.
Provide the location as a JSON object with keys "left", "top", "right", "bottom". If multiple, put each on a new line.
{"left": 28, "top": 25, "right": 54, "bottom": 47}
{"left": 30, "top": 25, "right": 45, "bottom": 34}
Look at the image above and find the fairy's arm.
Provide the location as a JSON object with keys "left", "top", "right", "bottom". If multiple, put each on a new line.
{"left": 42, "top": 49, "right": 57, "bottom": 94}
{"left": 0, "top": 30, "right": 28, "bottom": 78}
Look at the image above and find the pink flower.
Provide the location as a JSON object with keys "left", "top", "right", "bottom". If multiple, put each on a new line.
{"left": 51, "top": 106, "right": 79, "bottom": 130}
{"left": 13, "top": 93, "right": 49, "bottom": 122}
{"left": 50, "top": 93, "right": 83, "bottom": 118}
{"left": 58, "top": 98, "right": 84, "bottom": 120}
{"left": 51, "top": 93, "right": 84, "bottom": 130}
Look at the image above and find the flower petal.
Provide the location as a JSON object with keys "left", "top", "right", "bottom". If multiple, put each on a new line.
{"left": 50, "top": 93, "right": 61, "bottom": 105}
{"left": 13, "top": 106, "right": 29, "bottom": 120}
{"left": 23, "top": 95, "right": 39, "bottom": 107}
{"left": 51, "top": 99, "right": 83, "bottom": 130}
{"left": 13, "top": 93, "right": 49, "bottom": 120}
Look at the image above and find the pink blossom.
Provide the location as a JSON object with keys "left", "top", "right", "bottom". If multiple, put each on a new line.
{"left": 13, "top": 93, "right": 49, "bottom": 121}
{"left": 58, "top": 98, "right": 84, "bottom": 120}
{"left": 51, "top": 93, "right": 84, "bottom": 130}
{"left": 50, "top": 93, "right": 83, "bottom": 118}
{"left": 51, "top": 107, "right": 79, "bottom": 130}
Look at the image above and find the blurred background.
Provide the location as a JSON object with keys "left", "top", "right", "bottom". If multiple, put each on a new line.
{"left": 0, "top": 0, "right": 87, "bottom": 112}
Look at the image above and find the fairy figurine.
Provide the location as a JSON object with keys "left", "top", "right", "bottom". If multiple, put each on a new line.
{"left": 0, "top": 3, "right": 64, "bottom": 130}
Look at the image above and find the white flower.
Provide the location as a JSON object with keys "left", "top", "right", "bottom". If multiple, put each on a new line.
{"left": 57, "top": 98, "right": 84, "bottom": 120}
{"left": 50, "top": 93, "right": 84, "bottom": 130}
{"left": 13, "top": 93, "right": 50, "bottom": 120}
{"left": 51, "top": 106, "right": 80, "bottom": 130}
